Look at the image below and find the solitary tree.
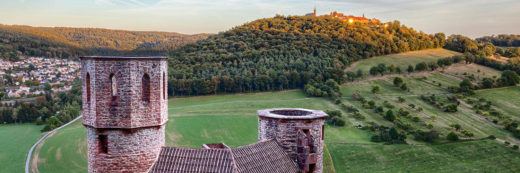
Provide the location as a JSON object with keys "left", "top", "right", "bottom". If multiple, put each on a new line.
{"left": 385, "top": 110, "right": 396, "bottom": 122}
{"left": 393, "top": 77, "right": 404, "bottom": 87}
{"left": 447, "top": 131, "right": 459, "bottom": 141}
{"left": 400, "top": 83, "right": 408, "bottom": 91}
{"left": 372, "top": 85, "right": 381, "bottom": 94}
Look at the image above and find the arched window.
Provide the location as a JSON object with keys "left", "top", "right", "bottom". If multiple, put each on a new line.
{"left": 142, "top": 73, "right": 150, "bottom": 103}
{"left": 163, "top": 72, "right": 166, "bottom": 100}
{"left": 109, "top": 74, "right": 117, "bottom": 101}
{"left": 86, "top": 73, "right": 91, "bottom": 103}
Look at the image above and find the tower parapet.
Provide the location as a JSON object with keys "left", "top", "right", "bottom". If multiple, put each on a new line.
{"left": 81, "top": 56, "right": 168, "bottom": 173}
{"left": 257, "top": 108, "right": 327, "bottom": 173}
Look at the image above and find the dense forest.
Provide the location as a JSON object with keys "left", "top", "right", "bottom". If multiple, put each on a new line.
{"left": 476, "top": 34, "right": 520, "bottom": 47}
{"left": 0, "top": 24, "right": 209, "bottom": 59}
{"left": 167, "top": 15, "right": 446, "bottom": 96}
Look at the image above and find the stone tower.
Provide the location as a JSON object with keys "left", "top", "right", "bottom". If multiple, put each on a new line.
{"left": 81, "top": 56, "right": 168, "bottom": 173}
{"left": 257, "top": 108, "right": 327, "bottom": 173}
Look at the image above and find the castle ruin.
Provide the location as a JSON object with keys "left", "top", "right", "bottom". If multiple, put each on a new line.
{"left": 81, "top": 56, "right": 328, "bottom": 173}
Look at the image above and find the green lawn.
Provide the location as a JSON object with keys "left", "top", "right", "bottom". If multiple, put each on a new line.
{"left": 35, "top": 120, "right": 88, "bottom": 173}
{"left": 0, "top": 124, "right": 43, "bottom": 173}
{"left": 347, "top": 48, "right": 460, "bottom": 73}
{"left": 328, "top": 140, "right": 520, "bottom": 172}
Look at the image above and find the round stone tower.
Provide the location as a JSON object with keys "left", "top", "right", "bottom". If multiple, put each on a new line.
{"left": 257, "top": 108, "right": 328, "bottom": 173}
{"left": 81, "top": 56, "right": 168, "bottom": 173}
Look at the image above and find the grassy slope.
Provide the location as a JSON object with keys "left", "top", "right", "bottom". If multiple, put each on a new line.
{"left": 347, "top": 48, "right": 460, "bottom": 73}
{"left": 329, "top": 140, "right": 520, "bottom": 172}
{"left": 476, "top": 87, "right": 520, "bottom": 119}
{"left": 0, "top": 124, "right": 43, "bottom": 173}
{"left": 35, "top": 120, "right": 88, "bottom": 173}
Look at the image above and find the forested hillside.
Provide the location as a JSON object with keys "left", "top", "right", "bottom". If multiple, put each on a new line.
{"left": 168, "top": 15, "right": 446, "bottom": 96}
{"left": 0, "top": 24, "right": 209, "bottom": 60}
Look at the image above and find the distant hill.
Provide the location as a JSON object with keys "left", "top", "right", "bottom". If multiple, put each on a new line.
{"left": 168, "top": 15, "right": 447, "bottom": 96}
{"left": 0, "top": 24, "right": 210, "bottom": 59}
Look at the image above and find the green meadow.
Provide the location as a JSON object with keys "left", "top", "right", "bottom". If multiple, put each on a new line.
{"left": 347, "top": 48, "right": 460, "bottom": 73}
{"left": 0, "top": 124, "right": 43, "bottom": 173}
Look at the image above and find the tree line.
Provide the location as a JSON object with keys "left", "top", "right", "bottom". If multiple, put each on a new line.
{"left": 0, "top": 79, "right": 81, "bottom": 131}
{"left": 476, "top": 34, "right": 520, "bottom": 47}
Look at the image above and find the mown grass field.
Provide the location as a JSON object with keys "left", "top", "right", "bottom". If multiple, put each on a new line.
{"left": 329, "top": 140, "right": 520, "bottom": 172}
{"left": 346, "top": 48, "right": 461, "bottom": 73}
{"left": 0, "top": 124, "right": 43, "bottom": 173}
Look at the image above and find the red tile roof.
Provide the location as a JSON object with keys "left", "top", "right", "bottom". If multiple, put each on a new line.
{"left": 149, "top": 140, "right": 299, "bottom": 173}
{"left": 149, "top": 147, "right": 234, "bottom": 173}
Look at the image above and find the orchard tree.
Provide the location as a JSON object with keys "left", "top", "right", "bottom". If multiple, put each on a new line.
{"left": 393, "top": 77, "right": 404, "bottom": 87}
{"left": 385, "top": 110, "right": 396, "bottom": 122}
{"left": 447, "top": 131, "right": 459, "bottom": 141}
{"left": 372, "top": 85, "right": 381, "bottom": 94}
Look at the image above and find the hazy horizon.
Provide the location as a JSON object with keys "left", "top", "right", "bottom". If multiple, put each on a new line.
{"left": 0, "top": 0, "right": 519, "bottom": 38}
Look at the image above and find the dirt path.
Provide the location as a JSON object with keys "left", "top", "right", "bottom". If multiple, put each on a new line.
{"left": 343, "top": 61, "right": 362, "bottom": 72}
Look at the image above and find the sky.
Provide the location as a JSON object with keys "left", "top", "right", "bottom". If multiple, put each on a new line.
{"left": 0, "top": 0, "right": 519, "bottom": 38}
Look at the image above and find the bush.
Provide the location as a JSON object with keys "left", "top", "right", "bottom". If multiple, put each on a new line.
{"left": 488, "top": 135, "right": 496, "bottom": 140}
{"left": 352, "top": 112, "right": 366, "bottom": 120}
{"left": 372, "top": 85, "right": 381, "bottom": 94}
{"left": 461, "top": 129, "right": 474, "bottom": 137}
{"left": 329, "top": 116, "right": 346, "bottom": 126}
{"left": 398, "top": 96, "right": 405, "bottom": 103}
{"left": 447, "top": 131, "right": 459, "bottom": 141}
{"left": 325, "top": 110, "right": 345, "bottom": 126}
{"left": 400, "top": 83, "right": 408, "bottom": 91}
{"left": 444, "top": 104, "right": 458, "bottom": 112}
{"left": 426, "top": 123, "right": 434, "bottom": 129}
{"left": 385, "top": 110, "right": 396, "bottom": 122}
{"left": 513, "top": 145, "right": 519, "bottom": 150}
{"left": 505, "top": 141, "right": 510, "bottom": 146}
{"left": 414, "top": 130, "right": 439, "bottom": 143}
{"left": 393, "top": 77, "right": 404, "bottom": 87}
{"left": 36, "top": 117, "right": 44, "bottom": 125}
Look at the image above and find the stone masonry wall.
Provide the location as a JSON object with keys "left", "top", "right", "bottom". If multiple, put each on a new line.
{"left": 86, "top": 126, "right": 165, "bottom": 173}
{"left": 82, "top": 57, "right": 168, "bottom": 173}
{"left": 258, "top": 116, "right": 325, "bottom": 173}
{"left": 82, "top": 58, "right": 168, "bottom": 129}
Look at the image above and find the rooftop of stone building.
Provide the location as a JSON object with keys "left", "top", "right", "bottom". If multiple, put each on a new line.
{"left": 149, "top": 139, "right": 300, "bottom": 173}
{"left": 257, "top": 108, "right": 328, "bottom": 120}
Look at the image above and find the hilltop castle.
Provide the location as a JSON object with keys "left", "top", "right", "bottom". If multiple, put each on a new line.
{"left": 81, "top": 56, "right": 328, "bottom": 173}
{"left": 306, "top": 9, "right": 381, "bottom": 24}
